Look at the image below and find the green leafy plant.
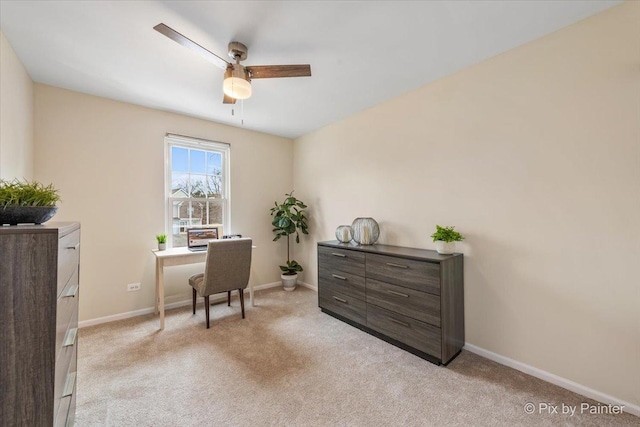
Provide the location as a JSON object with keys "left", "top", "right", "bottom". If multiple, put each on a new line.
{"left": 270, "top": 191, "right": 309, "bottom": 275}
{"left": 156, "top": 234, "right": 167, "bottom": 244}
{"left": 0, "top": 179, "right": 60, "bottom": 208}
{"left": 430, "top": 225, "right": 464, "bottom": 243}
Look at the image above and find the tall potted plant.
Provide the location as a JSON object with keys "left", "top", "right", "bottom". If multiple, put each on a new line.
{"left": 270, "top": 191, "right": 309, "bottom": 291}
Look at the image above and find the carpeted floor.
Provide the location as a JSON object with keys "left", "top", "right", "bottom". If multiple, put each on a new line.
{"left": 76, "top": 287, "right": 638, "bottom": 426}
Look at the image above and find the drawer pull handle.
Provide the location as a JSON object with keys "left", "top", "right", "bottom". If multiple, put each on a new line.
{"left": 386, "top": 262, "right": 408, "bottom": 269}
{"left": 388, "top": 317, "right": 410, "bottom": 328}
{"left": 333, "top": 296, "right": 348, "bottom": 303}
{"left": 63, "top": 284, "right": 79, "bottom": 298}
{"left": 331, "top": 274, "right": 346, "bottom": 280}
{"left": 331, "top": 252, "right": 346, "bottom": 258}
{"left": 62, "top": 371, "right": 76, "bottom": 398}
{"left": 66, "top": 243, "right": 80, "bottom": 250}
{"left": 63, "top": 328, "right": 78, "bottom": 347}
{"left": 387, "top": 290, "right": 409, "bottom": 298}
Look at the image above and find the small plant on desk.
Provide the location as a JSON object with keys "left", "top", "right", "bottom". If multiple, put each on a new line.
{"left": 156, "top": 234, "right": 167, "bottom": 251}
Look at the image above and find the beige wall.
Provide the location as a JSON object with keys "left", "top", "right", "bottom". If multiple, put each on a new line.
{"left": 34, "top": 84, "right": 293, "bottom": 321}
{"left": 0, "top": 31, "right": 34, "bottom": 180}
{"left": 293, "top": 2, "right": 639, "bottom": 407}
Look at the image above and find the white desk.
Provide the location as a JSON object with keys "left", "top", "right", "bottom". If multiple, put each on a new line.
{"left": 152, "top": 246, "right": 255, "bottom": 330}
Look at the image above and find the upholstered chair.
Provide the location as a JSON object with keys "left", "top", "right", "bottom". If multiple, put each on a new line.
{"left": 188, "top": 238, "right": 252, "bottom": 328}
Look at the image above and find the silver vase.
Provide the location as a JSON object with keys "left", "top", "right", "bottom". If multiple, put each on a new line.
{"left": 351, "top": 217, "right": 380, "bottom": 245}
{"left": 335, "top": 225, "right": 353, "bottom": 243}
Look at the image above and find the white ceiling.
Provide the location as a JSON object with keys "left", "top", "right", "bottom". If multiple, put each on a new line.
{"left": 0, "top": 1, "right": 621, "bottom": 139}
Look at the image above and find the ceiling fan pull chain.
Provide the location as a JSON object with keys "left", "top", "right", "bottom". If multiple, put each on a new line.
{"left": 241, "top": 99, "right": 244, "bottom": 126}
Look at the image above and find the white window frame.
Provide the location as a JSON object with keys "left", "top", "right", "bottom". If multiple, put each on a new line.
{"left": 164, "top": 134, "right": 231, "bottom": 248}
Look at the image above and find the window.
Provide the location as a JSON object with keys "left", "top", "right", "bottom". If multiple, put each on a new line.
{"left": 165, "top": 134, "right": 230, "bottom": 247}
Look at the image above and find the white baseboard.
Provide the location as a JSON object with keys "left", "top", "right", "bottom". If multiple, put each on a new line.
{"left": 298, "top": 281, "right": 317, "bottom": 291}
{"left": 78, "top": 281, "right": 282, "bottom": 328}
{"left": 464, "top": 343, "right": 639, "bottom": 417}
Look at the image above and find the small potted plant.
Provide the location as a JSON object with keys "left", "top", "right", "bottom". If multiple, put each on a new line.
{"left": 430, "top": 225, "right": 464, "bottom": 255}
{"left": 0, "top": 179, "right": 60, "bottom": 225}
{"left": 156, "top": 234, "right": 167, "bottom": 251}
{"left": 270, "top": 191, "right": 309, "bottom": 291}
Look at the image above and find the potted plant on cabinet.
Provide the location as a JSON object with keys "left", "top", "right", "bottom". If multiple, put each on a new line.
{"left": 430, "top": 225, "right": 464, "bottom": 255}
{"left": 0, "top": 179, "right": 60, "bottom": 225}
{"left": 270, "top": 191, "right": 309, "bottom": 291}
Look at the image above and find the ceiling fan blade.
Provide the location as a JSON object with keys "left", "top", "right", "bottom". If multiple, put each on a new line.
{"left": 223, "top": 93, "right": 237, "bottom": 104}
{"left": 246, "top": 65, "right": 311, "bottom": 79}
{"left": 153, "top": 23, "right": 229, "bottom": 70}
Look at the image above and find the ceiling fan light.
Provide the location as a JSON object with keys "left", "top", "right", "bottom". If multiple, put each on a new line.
{"left": 223, "top": 77, "right": 252, "bottom": 99}
{"left": 223, "top": 65, "right": 251, "bottom": 99}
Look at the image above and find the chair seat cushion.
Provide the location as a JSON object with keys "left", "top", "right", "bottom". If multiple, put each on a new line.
{"left": 189, "top": 273, "right": 204, "bottom": 291}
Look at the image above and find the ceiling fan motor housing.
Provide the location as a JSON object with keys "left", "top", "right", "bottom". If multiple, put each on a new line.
{"left": 225, "top": 64, "right": 250, "bottom": 82}
{"left": 228, "top": 41, "right": 248, "bottom": 61}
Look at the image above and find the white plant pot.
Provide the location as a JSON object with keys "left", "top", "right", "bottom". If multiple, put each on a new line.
{"left": 158, "top": 243, "right": 167, "bottom": 251}
{"left": 435, "top": 241, "right": 455, "bottom": 255}
{"left": 281, "top": 273, "right": 298, "bottom": 291}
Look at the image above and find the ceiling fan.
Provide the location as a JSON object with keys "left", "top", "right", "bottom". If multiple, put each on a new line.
{"left": 153, "top": 23, "right": 311, "bottom": 104}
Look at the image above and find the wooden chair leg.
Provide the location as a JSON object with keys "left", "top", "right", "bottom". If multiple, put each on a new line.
{"left": 204, "top": 295, "right": 210, "bottom": 329}
{"left": 227, "top": 290, "right": 231, "bottom": 306}
{"left": 239, "top": 288, "right": 245, "bottom": 319}
{"left": 192, "top": 288, "right": 196, "bottom": 314}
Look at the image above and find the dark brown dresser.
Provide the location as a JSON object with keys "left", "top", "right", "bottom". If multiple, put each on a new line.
{"left": 0, "top": 222, "right": 81, "bottom": 426}
{"left": 318, "top": 240, "right": 464, "bottom": 365}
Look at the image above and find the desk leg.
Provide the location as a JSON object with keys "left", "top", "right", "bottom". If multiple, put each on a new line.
{"left": 154, "top": 259, "right": 159, "bottom": 315}
{"left": 250, "top": 282, "right": 255, "bottom": 307}
{"left": 157, "top": 259, "right": 165, "bottom": 330}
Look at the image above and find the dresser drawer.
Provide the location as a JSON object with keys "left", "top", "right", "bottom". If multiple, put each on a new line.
{"left": 54, "top": 394, "right": 71, "bottom": 427}
{"left": 318, "top": 245, "right": 365, "bottom": 276}
{"left": 55, "top": 269, "right": 79, "bottom": 359}
{"left": 319, "top": 264, "right": 365, "bottom": 301}
{"left": 319, "top": 285, "right": 366, "bottom": 325}
{"left": 366, "top": 253, "right": 440, "bottom": 295}
{"left": 367, "top": 304, "right": 441, "bottom": 358}
{"left": 67, "top": 390, "right": 77, "bottom": 427}
{"left": 57, "top": 229, "right": 80, "bottom": 297}
{"left": 54, "top": 370, "right": 75, "bottom": 427}
{"left": 54, "top": 328, "right": 77, "bottom": 425}
{"left": 366, "top": 278, "right": 441, "bottom": 327}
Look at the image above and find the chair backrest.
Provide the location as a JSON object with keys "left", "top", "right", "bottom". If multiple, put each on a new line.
{"left": 201, "top": 238, "right": 252, "bottom": 296}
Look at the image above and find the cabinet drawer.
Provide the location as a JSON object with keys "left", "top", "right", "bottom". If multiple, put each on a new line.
{"left": 319, "top": 265, "right": 365, "bottom": 301}
{"left": 56, "top": 269, "right": 79, "bottom": 359}
{"left": 57, "top": 229, "right": 80, "bottom": 297}
{"left": 318, "top": 246, "right": 365, "bottom": 276}
{"left": 54, "top": 394, "right": 71, "bottom": 427}
{"left": 319, "top": 286, "right": 366, "bottom": 325}
{"left": 366, "top": 278, "right": 441, "bottom": 327}
{"left": 54, "top": 333, "right": 77, "bottom": 423}
{"left": 67, "top": 390, "right": 77, "bottom": 427}
{"left": 366, "top": 253, "right": 440, "bottom": 295}
{"left": 367, "top": 304, "right": 441, "bottom": 358}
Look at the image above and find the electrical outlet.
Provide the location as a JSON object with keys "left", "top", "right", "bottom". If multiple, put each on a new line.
{"left": 127, "top": 283, "right": 141, "bottom": 292}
